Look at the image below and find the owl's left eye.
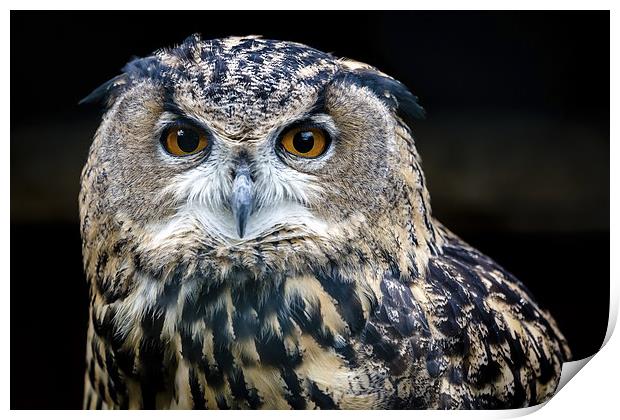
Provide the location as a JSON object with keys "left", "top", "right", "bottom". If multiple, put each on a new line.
{"left": 161, "top": 125, "right": 209, "bottom": 157}
{"left": 279, "top": 127, "right": 330, "bottom": 158}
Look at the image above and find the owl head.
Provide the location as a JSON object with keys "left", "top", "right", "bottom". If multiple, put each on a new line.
{"left": 80, "top": 35, "right": 434, "bottom": 284}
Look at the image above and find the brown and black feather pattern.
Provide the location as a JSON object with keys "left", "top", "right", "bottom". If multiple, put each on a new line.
{"left": 80, "top": 36, "right": 570, "bottom": 410}
{"left": 82, "top": 223, "right": 569, "bottom": 409}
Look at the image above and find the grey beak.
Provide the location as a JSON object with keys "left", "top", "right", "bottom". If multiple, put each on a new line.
{"left": 231, "top": 162, "right": 254, "bottom": 238}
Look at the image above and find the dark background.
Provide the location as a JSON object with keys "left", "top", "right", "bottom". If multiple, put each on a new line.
{"left": 11, "top": 11, "right": 609, "bottom": 409}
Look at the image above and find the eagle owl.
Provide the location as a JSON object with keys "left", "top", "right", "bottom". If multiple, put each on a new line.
{"left": 80, "top": 35, "right": 570, "bottom": 409}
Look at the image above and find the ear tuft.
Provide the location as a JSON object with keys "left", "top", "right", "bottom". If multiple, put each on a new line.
{"left": 78, "top": 74, "right": 129, "bottom": 106}
{"left": 353, "top": 69, "right": 426, "bottom": 121}
{"left": 79, "top": 56, "right": 163, "bottom": 107}
{"left": 334, "top": 61, "right": 426, "bottom": 125}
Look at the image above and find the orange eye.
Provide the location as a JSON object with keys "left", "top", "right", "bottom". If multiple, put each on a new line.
{"left": 162, "top": 125, "right": 209, "bottom": 156}
{"left": 280, "top": 127, "right": 329, "bottom": 158}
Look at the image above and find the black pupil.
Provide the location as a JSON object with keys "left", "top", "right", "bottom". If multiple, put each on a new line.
{"left": 176, "top": 129, "right": 200, "bottom": 152}
{"left": 292, "top": 131, "right": 315, "bottom": 154}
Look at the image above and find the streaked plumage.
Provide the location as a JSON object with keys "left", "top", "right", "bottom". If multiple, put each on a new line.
{"left": 80, "top": 35, "right": 570, "bottom": 410}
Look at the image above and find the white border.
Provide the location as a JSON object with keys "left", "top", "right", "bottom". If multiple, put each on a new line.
{"left": 1, "top": 0, "right": 618, "bottom": 10}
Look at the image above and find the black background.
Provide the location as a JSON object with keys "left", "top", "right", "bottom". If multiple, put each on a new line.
{"left": 11, "top": 11, "right": 609, "bottom": 409}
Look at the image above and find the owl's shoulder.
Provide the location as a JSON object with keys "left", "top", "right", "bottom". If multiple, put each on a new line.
{"left": 360, "top": 226, "right": 570, "bottom": 408}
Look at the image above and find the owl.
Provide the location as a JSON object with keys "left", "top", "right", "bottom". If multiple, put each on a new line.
{"left": 79, "top": 35, "right": 570, "bottom": 410}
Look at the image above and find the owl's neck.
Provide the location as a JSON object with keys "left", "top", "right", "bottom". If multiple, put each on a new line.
{"left": 87, "top": 254, "right": 403, "bottom": 408}
{"left": 85, "top": 173, "right": 443, "bottom": 409}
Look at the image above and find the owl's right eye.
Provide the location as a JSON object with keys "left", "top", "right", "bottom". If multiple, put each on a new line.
{"left": 161, "top": 125, "right": 209, "bottom": 157}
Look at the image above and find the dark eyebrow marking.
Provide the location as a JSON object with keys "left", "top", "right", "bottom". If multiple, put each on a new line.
{"left": 308, "top": 89, "right": 328, "bottom": 115}
{"left": 160, "top": 95, "right": 214, "bottom": 134}
{"left": 278, "top": 114, "right": 334, "bottom": 136}
{"left": 281, "top": 88, "right": 330, "bottom": 128}
{"left": 160, "top": 113, "right": 214, "bottom": 143}
{"left": 162, "top": 91, "right": 186, "bottom": 117}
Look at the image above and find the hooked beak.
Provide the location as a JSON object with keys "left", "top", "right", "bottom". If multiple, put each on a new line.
{"left": 230, "top": 161, "right": 254, "bottom": 238}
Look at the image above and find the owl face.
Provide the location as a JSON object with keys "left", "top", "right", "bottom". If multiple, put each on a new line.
{"left": 82, "top": 36, "right": 426, "bottom": 278}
